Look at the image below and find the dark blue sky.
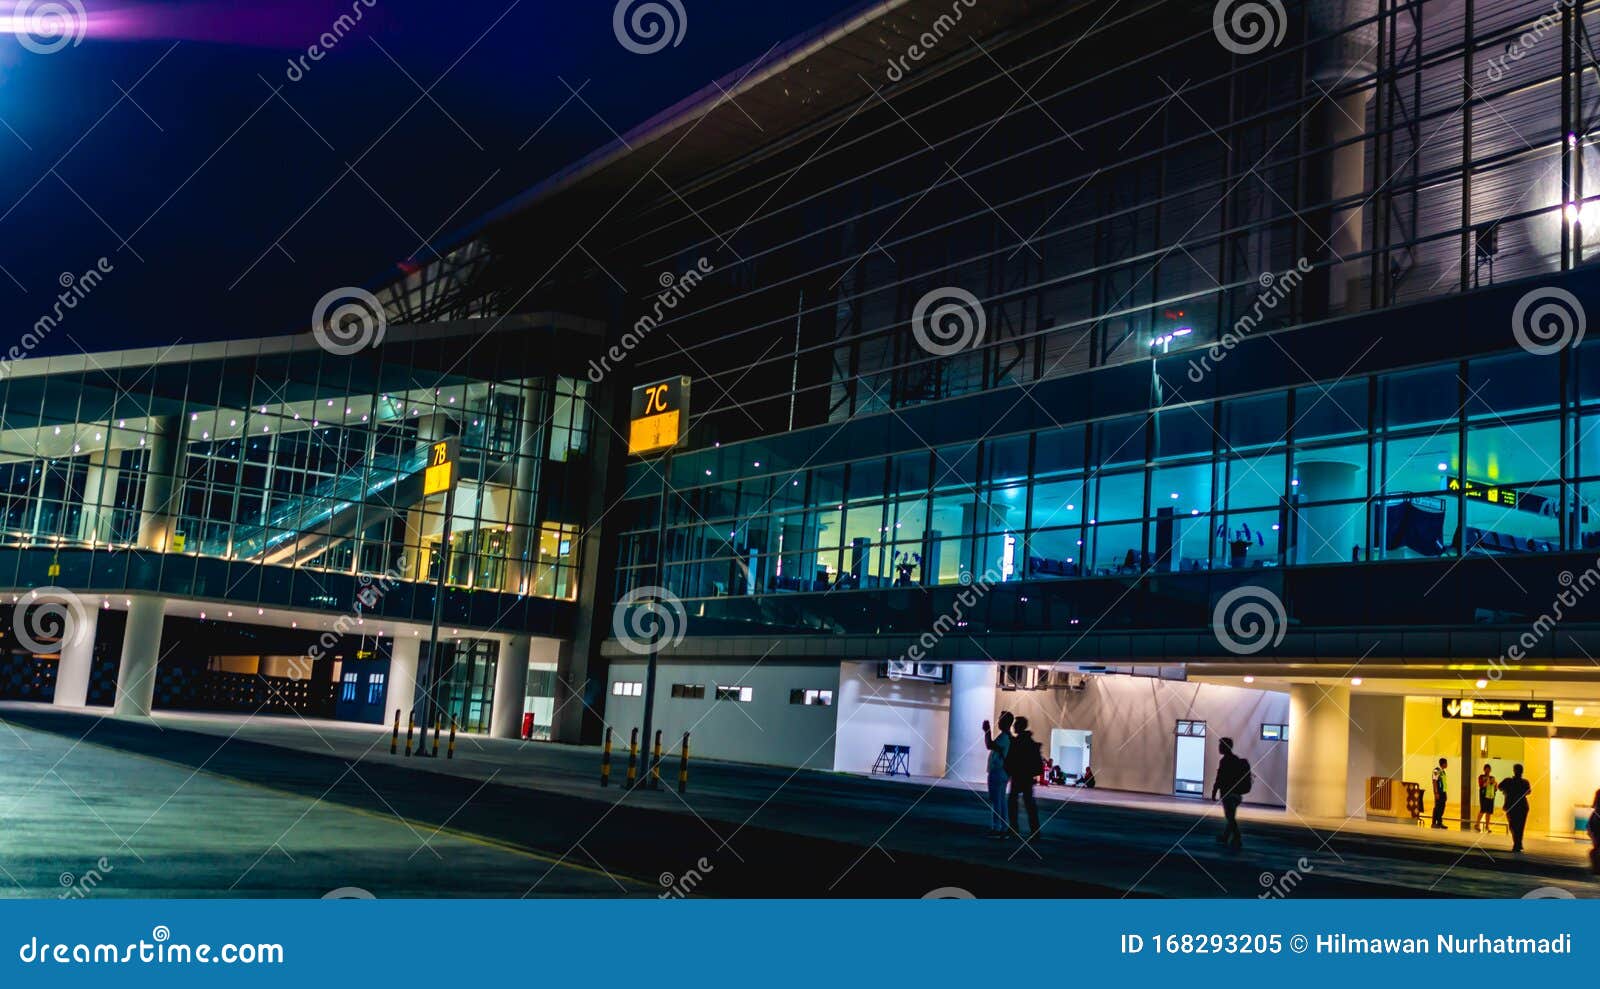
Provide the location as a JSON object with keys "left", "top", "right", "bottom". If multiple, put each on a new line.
{"left": 0, "top": 0, "right": 862, "bottom": 354}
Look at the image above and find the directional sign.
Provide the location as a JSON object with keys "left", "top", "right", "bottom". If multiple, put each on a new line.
{"left": 423, "top": 438, "right": 459, "bottom": 497}
{"left": 628, "top": 376, "right": 691, "bottom": 456}
{"left": 1441, "top": 698, "right": 1552, "bottom": 722}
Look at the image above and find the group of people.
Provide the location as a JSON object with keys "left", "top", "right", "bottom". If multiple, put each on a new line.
{"left": 982, "top": 712, "right": 1044, "bottom": 839}
{"left": 1431, "top": 758, "right": 1534, "bottom": 851}
{"left": 1435, "top": 758, "right": 1600, "bottom": 864}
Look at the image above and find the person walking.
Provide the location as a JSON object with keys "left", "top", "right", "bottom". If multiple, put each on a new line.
{"left": 1004, "top": 716, "right": 1042, "bottom": 840}
{"left": 1476, "top": 764, "right": 1497, "bottom": 833}
{"left": 1431, "top": 757, "right": 1450, "bottom": 829}
{"left": 981, "top": 712, "right": 1014, "bottom": 838}
{"left": 1497, "top": 764, "right": 1533, "bottom": 853}
{"left": 1211, "top": 737, "right": 1252, "bottom": 850}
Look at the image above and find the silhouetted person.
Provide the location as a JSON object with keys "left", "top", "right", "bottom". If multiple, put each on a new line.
{"left": 1589, "top": 789, "right": 1599, "bottom": 874}
{"left": 1497, "top": 764, "right": 1532, "bottom": 853}
{"left": 1077, "top": 765, "right": 1096, "bottom": 788}
{"left": 982, "top": 712, "right": 1014, "bottom": 838}
{"left": 1004, "top": 716, "right": 1042, "bottom": 840}
{"left": 1212, "top": 737, "right": 1252, "bottom": 850}
{"left": 1431, "top": 757, "right": 1449, "bottom": 829}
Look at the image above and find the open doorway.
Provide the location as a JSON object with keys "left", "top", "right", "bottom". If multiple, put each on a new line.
{"left": 1174, "top": 719, "right": 1207, "bottom": 796}
{"left": 1050, "top": 728, "right": 1093, "bottom": 783}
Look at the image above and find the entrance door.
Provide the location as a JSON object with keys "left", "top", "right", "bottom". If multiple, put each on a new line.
{"left": 1174, "top": 719, "right": 1208, "bottom": 796}
{"left": 1050, "top": 728, "right": 1093, "bottom": 782}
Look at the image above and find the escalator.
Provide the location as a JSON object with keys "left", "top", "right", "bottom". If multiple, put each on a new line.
{"left": 195, "top": 424, "right": 506, "bottom": 568}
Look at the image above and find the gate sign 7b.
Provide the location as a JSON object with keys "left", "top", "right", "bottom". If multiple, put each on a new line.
{"left": 629, "top": 376, "right": 691, "bottom": 456}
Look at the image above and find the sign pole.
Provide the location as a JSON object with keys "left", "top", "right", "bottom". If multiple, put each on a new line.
{"left": 624, "top": 376, "right": 690, "bottom": 790}
{"left": 419, "top": 438, "right": 460, "bottom": 755}
{"left": 636, "top": 446, "right": 673, "bottom": 789}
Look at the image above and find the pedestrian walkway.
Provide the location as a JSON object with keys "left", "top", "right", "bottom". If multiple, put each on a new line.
{"left": 4, "top": 702, "right": 1594, "bottom": 898}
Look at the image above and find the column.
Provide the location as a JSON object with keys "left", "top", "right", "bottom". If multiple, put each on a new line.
{"left": 387, "top": 635, "right": 422, "bottom": 726}
{"left": 137, "top": 416, "right": 183, "bottom": 553}
{"left": 1288, "top": 682, "right": 1351, "bottom": 818}
{"left": 78, "top": 450, "right": 118, "bottom": 544}
{"left": 53, "top": 606, "right": 98, "bottom": 708}
{"left": 113, "top": 595, "right": 166, "bottom": 717}
{"left": 490, "top": 634, "right": 532, "bottom": 739}
{"left": 944, "top": 662, "right": 997, "bottom": 782}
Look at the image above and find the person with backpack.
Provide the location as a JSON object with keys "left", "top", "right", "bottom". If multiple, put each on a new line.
{"left": 1211, "top": 737, "right": 1251, "bottom": 850}
{"left": 1004, "top": 716, "right": 1042, "bottom": 840}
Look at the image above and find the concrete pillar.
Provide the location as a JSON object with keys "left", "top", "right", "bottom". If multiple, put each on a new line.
{"left": 113, "top": 595, "right": 166, "bottom": 717}
{"left": 944, "top": 662, "right": 997, "bottom": 781}
{"left": 78, "top": 450, "right": 118, "bottom": 544}
{"left": 1288, "top": 682, "right": 1352, "bottom": 818}
{"left": 1293, "top": 459, "right": 1362, "bottom": 564}
{"left": 53, "top": 605, "right": 98, "bottom": 708}
{"left": 1304, "top": 0, "right": 1377, "bottom": 317}
{"left": 490, "top": 635, "right": 532, "bottom": 739}
{"left": 137, "top": 416, "right": 183, "bottom": 553}
{"left": 387, "top": 635, "right": 422, "bottom": 725}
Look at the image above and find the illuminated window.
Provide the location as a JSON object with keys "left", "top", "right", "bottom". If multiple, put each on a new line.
{"left": 790, "top": 689, "right": 833, "bottom": 706}
{"left": 715, "top": 685, "right": 753, "bottom": 703}
{"left": 367, "top": 672, "right": 386, "bottom": 705}
{"left": 341, "top": 671, "right": 359, "bottom": 702}
{"left": 612, "top": 680, "right": 643, "bottom": 697}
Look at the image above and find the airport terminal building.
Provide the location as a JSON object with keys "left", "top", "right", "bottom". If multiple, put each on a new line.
{"left": 9, "top": 0, "right": 1600, "bottom": 837}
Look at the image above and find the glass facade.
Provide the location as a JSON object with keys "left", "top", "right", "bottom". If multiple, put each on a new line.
{"left": 0, "top": 329, "right": 589, "bottom": 618}
{"left": 617, "top": 342, "right": 1596, "bottom": 603}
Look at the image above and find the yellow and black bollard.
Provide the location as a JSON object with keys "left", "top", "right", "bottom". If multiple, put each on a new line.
{"left": 678, "top": 732, "right": 690, "bottom": 793}
{"left": 432, "top": 715, "right": 442, "bottom": 757}
{"left": 390, "top": 709, "right": 400, "bottom": 755}
{"left": 447, "top": 719, "right": 457, "bottom": 760}
{"left": 405, "top": 713, "right": 415, "bottom": 756}
{"left": 600, "top": 727, "right": 613, "bottom": 787}
{"left": 651, "top": 730, "right": 663, "bottom": 789}
{"left": 625, "top": 727, "right": 639, "bottom": 787}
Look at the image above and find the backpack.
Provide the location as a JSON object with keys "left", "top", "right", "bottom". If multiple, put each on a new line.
{"left": 1237, "top": 759, "right": 1253, "bottom": 795}
{"left": 1007, "top": 735, "right": 1043, "bottom": 778}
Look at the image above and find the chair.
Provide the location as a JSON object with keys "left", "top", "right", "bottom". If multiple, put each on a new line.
{"left": 870, "top": 744, "right": 912, "bottom": 777}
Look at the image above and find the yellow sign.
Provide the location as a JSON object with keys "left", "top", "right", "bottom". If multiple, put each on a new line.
{"left": 628, "top": 377, "right": 691, "bottom": 456}
{"left": 1442, "top": 698, "right": 1552, "bottom": 722}
{"left": 423, "top": 439, "right": 458, "bottom": 497}
{"left": 172, "top": 533, "right": 186, "bottom": 553}
{"left": 629, "top": 409, "right": 680, "bottom": 456}
{"left": 1446, "top": 476, "right": 1518, "bottom": 508}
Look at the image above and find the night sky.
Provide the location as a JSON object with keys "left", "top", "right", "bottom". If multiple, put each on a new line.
{"left": 0, "top": 0, "right": 863, "bottom": 354}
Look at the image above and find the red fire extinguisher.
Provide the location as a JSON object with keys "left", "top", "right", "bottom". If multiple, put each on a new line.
{"left": 521, "top": 712, "right": 534, "bottom": 740}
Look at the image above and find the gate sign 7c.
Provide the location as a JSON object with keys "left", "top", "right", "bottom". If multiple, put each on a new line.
{"left": 423, "top": 437, "right": 459, "bottom": 497}
{"left": 629, "top": 376, "right": 691, "bottom": 456}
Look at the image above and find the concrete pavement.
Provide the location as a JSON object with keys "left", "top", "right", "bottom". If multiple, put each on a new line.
{"left": 2, "top": 702, "right": 1595, "bottom": 898}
